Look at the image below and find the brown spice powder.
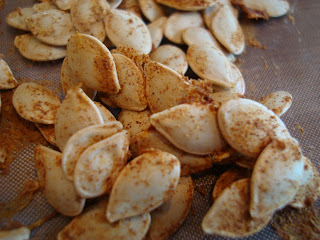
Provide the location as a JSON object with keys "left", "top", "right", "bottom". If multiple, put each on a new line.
{"left": 0, "top": 90, "right": 48, "bottom": 175}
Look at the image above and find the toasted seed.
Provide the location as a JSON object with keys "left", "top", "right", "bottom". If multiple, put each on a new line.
{"left": 104, "top": 9, "right": 152, "bottom": 54}
{"left": 235, "top": 157, "right": 256, "bottom": 169}
{"left": 26, "top": 10, "right": 76, "bottom": 46}
{"left": 108, "top": 0, "right": 123, "bottom": 9}
{"left": 156, "top": 0, "right": 216, "bottom": 11}
{"left": 74, "top": 131, "right": 130, "bottom": 198}
{"left": 232, "top": 0, "right": 290, "bottom": 19}
{"left": 33, "top": 2, "right": 58, "bottom": 12}
{"left": 35, "top": 123, "right": 57, "bottom": 147}
{"left": 67, "top": 33, "right": 120, "bottom": 93}
{"left": 118, "top": 0, "right": 143, "bottom": 18}
{"left": 218, "top": 98, "right": 290, "bottom": 158}
{"left": 106, "top": 149, "right": 180, "bottom": 222}
{"left": 62, "top": 122, "right": 123, "bottom": 180}
{"left": 144, "top": 61, "right": 189, "bottom": 113}
{"left": 211, "top": 62, "right": 245, "bottom": 94}
{"left": 34, "top": 145, "right": 85, "bottom": 216}
{"left": 164, "top": 12, "right": 203, "bottom": 45}
{"left": 182, "top": 27, "right": 220, "bottom": 48}
{"left": 55, "top": 86, "right": 104, "bottom": 150}
{"left": 60, "top": 57, "right": 97, "bottom": 100}
{"left": 12, "top": 82, "right": 61, "bottom": 124}
{"left": 260, "top": 91, "right": 292, "bottom": 117}
{"left": 187, "top": 44, "right": 234, "bottom": 88}
{"left": 150, "top": 45, "right": 188, "bottom": 74}
{"left": 108, "top": 54, "right": 147, "bottom": 111}
{"left": 118, "top": 109, "right": 152, "bottom": 138}
{"left": 209, "top": 91, "right": 242, "bottom": 108}
{"left": 14, "top": 34, "right": 66, "bottom": 61}
{"left": 210, "top": 5, "right": 245, "bottom": 55}
{"left": 6, "top": 7, "right": 35, "bottom": 31}
{"left": 290, "top": 157, "right": 320, "bottom": 208}
{"left": 0, "top": 227, "right": 30, "bottom": 240}
{"left": 147, "top": 16, "right": 167, "bottom": 49}
{"left": 71, "top": 0, "right": 109, "bottom": 42}
{"left": 139, "top": 0, "right": 165, "bottom": 22}
{"left": 58, "top": 199, "right": 151, "bottom": 240}
{"left": 203, "top": 5, "right": 218, "bottom": 29}
{"left": 202, "top": 178, "right": 272, "bottom": 238}
{"left": 145, "top": 176, "right": 194, "bottom": 240}
{"left": 55, "top": 0, "right": 73, "bottom": 10}
{"left": 93, "top": 102, "right": 116, "bottom": 123}
{"left": 111, "top": 46, "right": 151, "bottom": 74}
{"left": 150, "top": 103, "right": 226, "bottom": 155}
{"left": 212, "top": 168, "right": 250, "bottom": 201}
{"left": 0, "top": 59, "right": 18, "bottom": 90}
{"left": 131, "top": 129, "right": 213, "bottom": 176}
{"left": 98, "top": 93, "right": 118, "bottom": 108}
{"left": 250, "top": 138, "right": 304, "bottom": 218}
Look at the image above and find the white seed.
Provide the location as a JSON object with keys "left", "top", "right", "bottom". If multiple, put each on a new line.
{"left": 71, "top": 0, "right": 109, "bottom": 41}
{"left": 0, "top": 59, "right": 18, "bottom": 90}
{"left": 150, "top": 45, "right": 188, "bottom": 74}
{"left": 118, "top": 0, "right": 143, "bottom": 18}
{"left": 250, "top": 138, "right": 304, "bottom": 218}
{"left": 139, "top": 0, "right": 165, "bottom": 22}
{"left": 232, "top": 0, "right": 290, "bottom": 19}
{"left": 147, "top": 16, "right": 167, "bottom": 49}
{"left": 34, "top": 145, "right": 85, "bottom": 216}
{"left": 93, "top": 101, "right": 116, "bottom": 123}
{"left": 55, "top": 86, "right": 104, "bottom": 151}
{"left": 67, "top": 33, "right": 120, "bottom": 93}
{"left": 6, "top": 7, "right": 36, "bottom": 31}
{"left": 290, "top": 157, "right": 320, "bottom": 209}
{"left": 60, "top": 57, "right": 97, "bottom": 100}
{"left": 108, "top": 0, "right": 123, "bottom": 9}
{"left": 131, "top": 129, "right": 213, "bottom": 176}
{"left": 250, "top": 138, "right": 304, "bottom": 217}
{"left": 202, "top": 178, "right": 272, "bottom": 238}
{"left": 26, "top": 10, "right": 76, "bottom": 46}
{"left": 210, "top": 5, "right": 245, "bottom": 55}
{"left": 182, "top": 27, "right": 220, "bottom": 48}
{"left": 54, "top": 0, "right": 73, "bottom": 10}
{"left": 164, "top": 12, "right": 203, "bottom": 45}
{"left": 156, "top": 0, "right": 216, "bottom": 11}
{"left": 104, "top": 9, "right": 152, "bottom": 54}
{"left": 106, "top": 149, "right": 180, "bottom": 222}
{"left": 118, "top": 109, "right": 152, "bottom": 138}
{"left": 150, "top": 103, "right": 226, "bottom": 155}
{"left": 12, "top": 82, "right": 61, "bottom": 124}
{"left": 33, "top": 2, "right": 58, "bottom": 12}
{"left": 0, "top": 227, "right": 30, "bottom": 240}
{"left": 35, "top": 123, "right": 57, "bottom": 147}
{"left": 14, "top": 34, "right": 66, "bottom": 61}
{"left": 145, "top": 176, "right": 194, "bottom": 240}
{"left": 62, "top": 122, "right": 123, "bottom": 181}
{"left": 74, "top": 131, "right": 130, "bottom": 198}
{"left": 144, "top": 61, "right": 189, "bottom": 113}
{"left": 218, "top": 98, "right": 290, "bottom": 158}
{"left": 108, "top": 54, "right": 147, "bottom": 111}
{"left": 211, "top": 63, "right": 245, "bottom": 94}
{"left": 212, "top": 168, "right": 249, "bottom": 200}
{"left": 260, "top": 91, "right": 292, "bottom": 117}
{"left": 187, "top": 44, "right": 234, "bottom": 88}
{"left": 209, "top": 91, "right": 242, "bottom": 108}
{"left": 58, "top": 199, "right": 151, "bottom": 240}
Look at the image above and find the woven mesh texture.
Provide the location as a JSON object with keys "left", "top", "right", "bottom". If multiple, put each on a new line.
{"left": 0, "top": 0, "right": 319, "bottom": 239}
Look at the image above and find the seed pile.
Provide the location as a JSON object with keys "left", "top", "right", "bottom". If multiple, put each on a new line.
{"left": 1, "top": 0, "right": 319, "bottom": 239}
